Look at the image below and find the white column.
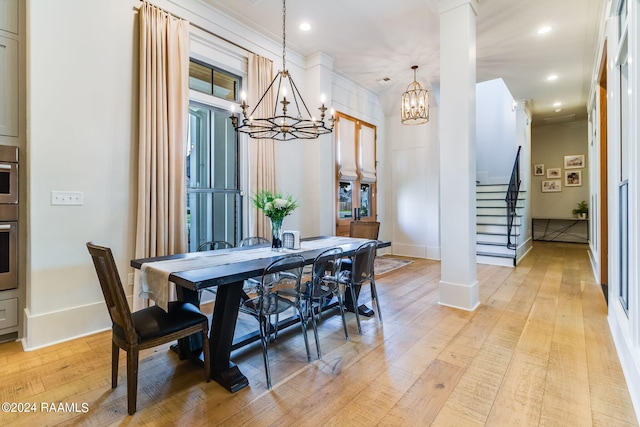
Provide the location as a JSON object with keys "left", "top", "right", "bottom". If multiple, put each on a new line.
{"left": 304, "top": 52, "right": 335, "bottom": 235}
{"left": 437, "top": 0, "right": 479, "bottom": 310}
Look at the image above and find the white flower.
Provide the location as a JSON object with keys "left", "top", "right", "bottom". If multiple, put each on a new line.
{"left": 264, "top": 201, "right": 273, "bottom": 212}
{"left": 273, "top": 198, "right": 289, "bottom": 209}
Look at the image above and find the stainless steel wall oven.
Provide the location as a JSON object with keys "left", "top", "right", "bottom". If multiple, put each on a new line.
{"left": 0, "top": 146, "right": 18, "bottom": 291}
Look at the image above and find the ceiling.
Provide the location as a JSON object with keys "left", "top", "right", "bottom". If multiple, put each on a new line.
{"left": 202, "top": 0, "right": 605, "bottom": 126}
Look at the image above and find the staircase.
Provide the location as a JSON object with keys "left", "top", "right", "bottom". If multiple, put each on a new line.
{"left": 476, "top": 184, "right": 524, "bottom": 266}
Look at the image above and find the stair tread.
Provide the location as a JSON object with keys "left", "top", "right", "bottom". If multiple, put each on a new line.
{"left": 477, "top": 241, "right": 511, "bottom": 246}
{"left": 476, "top": 213, "right": 522, "bottom": 217}
{"left": 477, "top": 251, "right": 515, "bottom": 258}
{"left": 477, "top": 223, "right": 522, "bottom": 227}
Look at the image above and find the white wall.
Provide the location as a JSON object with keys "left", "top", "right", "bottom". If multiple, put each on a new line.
{"left": 25, "top": 0, "right": 139, "bottom": 348}
{"left": 530, "top": 121, "right": 590, "bottom": 219}
{"left": 515, "top": 101, "right": 533, "bottom": 255}
{"left": 24, "top": 0, "right": 386, "bottom": 348}
{"left": 602, "top": 0, "right": 640, "bottom": 420}
{"left": 386, "top": 107, "right": 440, "bottom": 259}
{"left": 476, "top": 78, "right": 517, "bottom": 184}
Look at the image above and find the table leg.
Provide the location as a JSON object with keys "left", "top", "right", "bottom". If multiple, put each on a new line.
{"left": 209, "top": 281, "right": 249, "bottom": 393}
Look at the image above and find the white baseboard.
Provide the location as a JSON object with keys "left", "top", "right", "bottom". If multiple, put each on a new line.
{"left": 609, "top": 313, "right": 640, "bottom": 423}
{"left": 392, "top": 243, "right": 440, "bottom": 260}
{"left": 588, "top": 247, "right": 599, "bottom": 282}
{"left": 438, "top": 279, "right": 480, "bottom": 311}
{"left": 516, "top": 237, "right": 533, "bottom": 264}
{"left": 23, "top": 302, "right": 111, "bottom": 351}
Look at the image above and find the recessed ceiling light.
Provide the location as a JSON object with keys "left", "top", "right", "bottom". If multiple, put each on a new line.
{"left": 555, "top": 108, "right": 563, "bottom": 112}
{"left": 537, "top": 26, "right": 552, "bottom": 35}
{"left": 547, "top": 74, "right": 559, "bottom": 81}
{"left": 299, "top": 22, "right": 311, "bottom": 31}
{"left": 553, "top": 102, "right": 562, "bottom": 107}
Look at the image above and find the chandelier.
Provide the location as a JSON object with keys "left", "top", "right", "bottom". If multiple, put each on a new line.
{"left": 401, "top": 65, "right": 430, "bottom": 125}
{"left": 230, "top": 0, "right": 335, "bottom": 141}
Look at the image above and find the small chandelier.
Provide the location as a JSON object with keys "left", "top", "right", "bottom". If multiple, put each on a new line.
{"left": 230, "top": 0, "right": 335, "bottom": 141}
{"left": 401, "top": 65, "right": 430, "bottom": 125}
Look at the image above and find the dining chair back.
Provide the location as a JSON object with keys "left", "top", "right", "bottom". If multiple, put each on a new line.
{"left": 197, "top": 240, "right": 234, "bottom": 251}
{"left": 304, "top": 247, "right": 349, "bottom": 359}
{"left": 349, "top": 221, "right": 380, "bottom": 240}
{"left": 339, "top": 240, "right": 381, "bottom": 334}
{"left": 239, "top": 254, "right": 311, "bottom": 389}
{"left": 239, "top": 236, "right": 270, "bottom": 247}
{"left": 197, "top": 240, "right": 235, "bottom": 300}
{"left": 87, "top": 242, "right": 210, "bottom": 415}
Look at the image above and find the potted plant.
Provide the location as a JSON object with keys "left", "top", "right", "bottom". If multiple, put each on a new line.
{"left": 572, "top": 200, "right": 588, "bottom": 219}
{"left": 251, "top": 190, "right": 298, "bottom": 250}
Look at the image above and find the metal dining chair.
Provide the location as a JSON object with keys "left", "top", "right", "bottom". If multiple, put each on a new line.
{"left": 303, "top": 247, "right": 349, "bottom": 359}
{"left": 339, "top": 240, "right": 381, "bottom": 334}
{"left": 197, "top": 240, "right": 234, "bottom": 251}
{"left": 238, "top": 254, "right": 311, "bottom": 389}
{"left": 238, "top": 236, "right": 270, "bottom": 247}
{"left": 198, "top": 241, "right": 235, "bottom": 302}
{"left": 343, "top": 221, "right": 380, "bottom": 316}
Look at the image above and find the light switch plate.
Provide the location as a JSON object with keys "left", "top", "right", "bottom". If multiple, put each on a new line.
{"left": 51, "top": 191, "right": 83, "bottom": 206}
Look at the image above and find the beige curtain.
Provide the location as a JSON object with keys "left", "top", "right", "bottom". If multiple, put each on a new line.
{"left": 134, "top": 3, "right": 189, "bottom": 310}
{"left": 248, "top": 54, "right": 277, "bottom": 238}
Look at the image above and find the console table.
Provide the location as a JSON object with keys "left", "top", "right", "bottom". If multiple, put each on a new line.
{"left": 532, "top": 218, "right": 589, "bottom": 243}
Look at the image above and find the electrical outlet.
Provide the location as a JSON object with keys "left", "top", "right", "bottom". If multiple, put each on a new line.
{"left": 51, "top": 191, "right": 83, "bottom": 206}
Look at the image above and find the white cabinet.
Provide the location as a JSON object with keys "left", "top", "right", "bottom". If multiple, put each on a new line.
{"left": 0, "top": 298, "right": 17, "bottom": 330}
{"left": 0, "top": 35, "right": 18, "bottom": 137}
{"left": 0, "top": 0, "right": 18, "bottom": 137}
{"left": 0, "top": 0, "right": 18, "bottom": 34}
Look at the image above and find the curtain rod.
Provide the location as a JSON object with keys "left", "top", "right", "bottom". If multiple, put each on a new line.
{"left": 135, "top": 1, "right": 255, "bottom": 57}
{"left": 189, "top": 21, "right": 255, "bottom": 56}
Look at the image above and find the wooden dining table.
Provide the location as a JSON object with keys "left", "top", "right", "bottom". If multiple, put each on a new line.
{"left": 131, "top": 236, "right": 390, "bottom": 393}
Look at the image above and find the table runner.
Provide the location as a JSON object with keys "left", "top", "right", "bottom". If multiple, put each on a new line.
{"left": 139, "top": 236, "right": 364, "bottom": 311}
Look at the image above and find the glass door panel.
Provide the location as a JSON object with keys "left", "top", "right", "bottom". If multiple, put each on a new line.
{"left": 187, "top": 102, "right": 240, "bottom": 251}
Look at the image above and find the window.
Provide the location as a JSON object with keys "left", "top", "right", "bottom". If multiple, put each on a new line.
{"left": 187, "top": 102, "right": 240, "bottom": 250}
{"left": 187, "top": 59, "right": 242, "bottom": 251}
{"left": 335, "top": 112, "right": 377, "bottom": 236}
{"left": 189, "top": 59, "right": 241, "bottom": 102}
{"left": 617, "top": 0, "right": 627, "bottom": 39}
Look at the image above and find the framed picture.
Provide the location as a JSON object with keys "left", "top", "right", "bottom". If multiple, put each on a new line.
{"left": 546, "top": 168, "right": 561, "bottom": 178}
{"left": 534, "top": 164, "right": 544, "bottom": 176}
{"left": 565, "top": 170, "right": 582, "bottom": 186}
{"left": 542, "top": 180, "right": 562, "bottom": 192}
{"left": 564, "top": 154, "right": 585, "bottom": 169}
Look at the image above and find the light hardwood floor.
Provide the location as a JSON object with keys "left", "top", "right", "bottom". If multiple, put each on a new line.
{"left": 0, "top": 242, "right": 637, "bottom": 426}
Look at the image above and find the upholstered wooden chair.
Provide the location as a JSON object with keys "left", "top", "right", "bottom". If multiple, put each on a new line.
{"left": 349, "top": 220, "right": 380, "bottom": 240}
{"left": 86, "top": 242, "right": 210, "bottom": 415}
